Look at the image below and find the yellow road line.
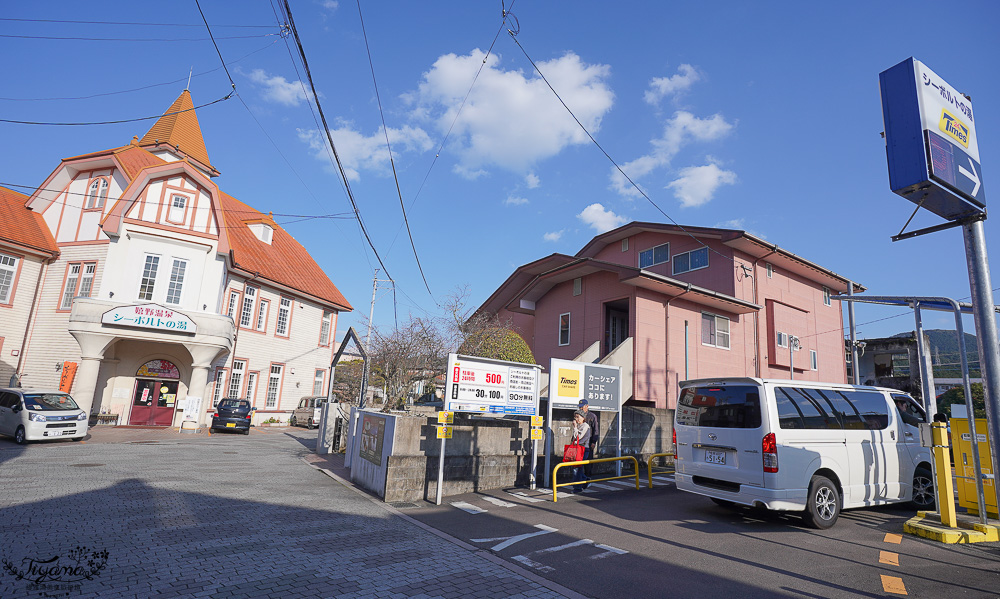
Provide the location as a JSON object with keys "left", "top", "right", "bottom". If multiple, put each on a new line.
{"left": 879, "top": 551, "right": 899, "bottom": 566}
{"left": 881, "top": 574, "right": 907, "bottom": 595}
{"left": 883, "top": 532, "right": 902, "bottom": 544}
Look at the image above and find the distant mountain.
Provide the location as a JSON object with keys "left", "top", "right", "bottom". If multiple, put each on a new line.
{"left": 891, "top": 329, "right": 980, "bottom": 377}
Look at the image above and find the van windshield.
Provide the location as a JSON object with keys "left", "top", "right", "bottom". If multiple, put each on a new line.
{"left": 24, "top": 393, "right": 80, "bottom": 411}
{"left": 677, "top": 385, "right": 761, "bottom": 428}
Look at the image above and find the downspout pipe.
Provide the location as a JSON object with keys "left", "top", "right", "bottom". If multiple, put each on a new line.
{"left": 665, "top": 284, "right": 692, "bottom": 401}
{"left": 749, "top": 250, "right": 777, "bottom": 377}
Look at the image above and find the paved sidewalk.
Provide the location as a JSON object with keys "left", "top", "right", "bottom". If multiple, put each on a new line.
{"left": 0, "top": 427, "right": 579, "bottom": 598}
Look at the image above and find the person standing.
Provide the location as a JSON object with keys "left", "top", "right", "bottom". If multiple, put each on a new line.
{"left": 570, "top": 409, "right": 592, "bottom": 492}
{"left": 578, "top": 399, "right": 599, "bottom": 476}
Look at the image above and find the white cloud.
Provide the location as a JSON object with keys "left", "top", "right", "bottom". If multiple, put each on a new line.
{"left": 505, "top": 195, "right": 529, "bottom": 206}
{"left": 297, "top": 124, "right": 433, "bottom": 181}
{"left": 525, "top": 173, "right": 540, "bottom": 189}
{"left": 714, "top": 218, "right": 744, "bottom": 229}
{"left": 577, "top": 203, "right": 627, "bottom": 233}
{"left": 406, "top": 49, "right": 614, "bottom": 177}
{"left": 667, "top": 163, "right": 737, "bottom": 207}
{"left": 248, "top": 69, "right": 313, "bottom": 106}
{"left": 644, "top": 64, "right": 700, "bottom": 105}
{"left": 611, "top": 110, "right": 734, "bottom": 198}
{"left": 543, "top": 230, "right": 564, "bottom": 242}
{"left": 320, "top": 0, "right": 339, "bottom": 12}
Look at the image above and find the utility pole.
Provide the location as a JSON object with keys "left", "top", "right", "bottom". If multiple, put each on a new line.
{"left": 362, "top": 269, "right": 393, "bottom": 408}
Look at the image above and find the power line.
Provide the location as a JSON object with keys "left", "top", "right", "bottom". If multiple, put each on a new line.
{"left": 0, "top": 40, "right": 278, "bottom": 102}
{"left": 0, "top": 17, "right": 274, "bottom": 28}
{"left": 194, "top": 0, "right": 236, "bottom": 91}
{"left": 0, "top": 93, "right": 233, "bottom": 126}
{"left": 0, "top": 32, "right": 278, "bottom": 42}
{"left": 281, "top": 0, "right": 394, "bottom": 285}
{"left": 355, "top": 0, "right": 432, "bottom": 296}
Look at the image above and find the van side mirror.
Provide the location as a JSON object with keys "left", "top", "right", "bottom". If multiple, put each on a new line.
{"left": 12, "top": 403, "right": 22, "bottom": 413}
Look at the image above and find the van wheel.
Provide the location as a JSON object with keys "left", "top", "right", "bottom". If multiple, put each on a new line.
{"left": 307, "top": 419, "right": 315, "bottom": 430}
{"left": 14, "top": 426, "right": 26, "bottom": 445}
{"left": 802, "top": 475, "right": 840, "bottom": 529}
{"left": 911, "top": 467, "right": 935, "bottom": 510}
{"left": 289, "top": 416, "right": 297, "bottom": 427}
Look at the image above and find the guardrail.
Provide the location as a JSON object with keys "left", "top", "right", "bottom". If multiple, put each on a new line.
{"left": 647, "top": 452, "right": 675, "bottom": 488}
{"left": 552, "top": 456, "right": 640, "bottom": 502}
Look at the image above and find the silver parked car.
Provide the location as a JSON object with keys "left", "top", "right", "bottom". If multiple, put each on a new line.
{"left": 290, "top": 395, "right": 337, "bottom": 429}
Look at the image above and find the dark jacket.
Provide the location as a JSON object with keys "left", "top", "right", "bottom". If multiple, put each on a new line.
{"left": 583, "top": 410, "right": 599, "bottom": 450}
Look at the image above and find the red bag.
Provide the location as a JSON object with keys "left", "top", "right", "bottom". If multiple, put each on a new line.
{"left": 563, "top": 443, "right": 585, "bottom": 462}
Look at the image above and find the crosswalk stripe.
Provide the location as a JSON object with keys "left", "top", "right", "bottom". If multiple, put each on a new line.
{"left": 508, "top": 491, "right": 546, "bottom": 503}
{"left": 587, "top": 483, "right": 622, "bottom": 491}
{"left": 483, "top": 496, "right": 517, "bottom": 508}
{"left": 451, "top": 501, "right": 486, "bottom": 514}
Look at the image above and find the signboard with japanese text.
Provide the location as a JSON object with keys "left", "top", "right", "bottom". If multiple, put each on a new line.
{"left": 359, "top": 413, "right": 387, "bottom": 466}
{"left": 445, "top": 353, "right": 541, "bottom": 416}
{"left": 437, "top": 411, "right": 454, "bottom": 424}
{"left": 530, "top": 428, "right": 545, "bottom": 441}
{"left": 880, "top": 58, "right": 986, "bottom": 220}
{"left": 102, "top": 304, "right": 197, "bottom": 334}
{"left": 436, "top": 425, "right": 453, "bottom": 439}
{"left": 549, "top": 358, "right": 622, "bottom": 412}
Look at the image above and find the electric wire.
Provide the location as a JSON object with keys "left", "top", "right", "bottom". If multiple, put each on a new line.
{"left": 0, "top": 17, "right": 274, "bottom": 28}
{"left": 0, "top": 94, "right": 233, "bottom": 126}
{"left": 0, "top": 32, "right": 278, "bottom": 42}
{"left": 194, "top": 0, "right": 236, "bottom": 91}
{"left": 281, "top": 0, "right": 394, "bottom": 285}
{"left": 355, "top": 0, "right": 432, "bottom": 296}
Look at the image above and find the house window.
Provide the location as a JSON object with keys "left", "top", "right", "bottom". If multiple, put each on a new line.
{"left": 256, "top": 299, "right": 269, "bottom": 332}
{"left": 60, "top": 262, "right": 96, "bottom": 310}
{"left": 212, "top": 369, "right": 227, "bottom": 407}
{"left": 240, "top": 286, "right": 257, "bottom": 328}
{"left": 245, "top": 372, "right": 258, "bottom": 405}
{"left": 639, "top": 243, "right": 670, "bottom": 268}
{"left": 167, "top": 194, "right": 187, "bottom": 224}
{"left": 766, "top": 263, "right": 773, "bottom": 278}
{"left": 701, "top": 313, "right": 730, "bottom": 349}
{"left": 673, "top": 247, "right": 709, "bottom": 275}
{"left": 0, "top": 253, "right": 17, "bottom": 304}
{"left": 573, "top": 277, "right": 582, "bottom": 296}
{"left": 138, "top": 255, "right": 159, "bottom": 300}
{"left": 313, "top": 369, "right": 325, "bottom": 396}
{"left": 276, "top": 297, "right": 292, "bottom": 336}
{"left": 621, "top": 238, "right": 628, "bottom": 252}
{"left": 823, "top": 287, "right": 832, "bottom": 306}
{"left": 558, "top": 312, "right": 571, "bottom": 346}
{"left": 776, "top": 331, "right": 788, "bottom": 349}
{"left": 85, "top": 178, "right": 108, "bottom": 210}
{"left": 228, "top": 360, "right": 246, "bottom": 398}
{"left": 266, "top": 364, "right": 284, "bottom": 408}
{"left": 165, "top": 259, "right": 186, "bottom": 305}
{"left": 319, "top": 311, "right": 332, "bottom": 346}
{"left": 810, "top": 350, "right": 818, "bottom": 370}
{"left": 227, "top": 290, "right": 239, "bottom": 318}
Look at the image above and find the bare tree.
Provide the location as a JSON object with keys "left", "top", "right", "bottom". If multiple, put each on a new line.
{"left": 369, "top": 315, "right": 447, "bottom": 410}
{"left": 442, "top": 286, "right": 535, "bottom": 364}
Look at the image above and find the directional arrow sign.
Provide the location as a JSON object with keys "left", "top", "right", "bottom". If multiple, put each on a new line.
{"left": 959, "top": 157, "right": 982, "bottom": 198}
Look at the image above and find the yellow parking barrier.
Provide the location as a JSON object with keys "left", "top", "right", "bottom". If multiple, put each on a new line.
{"left": 647, "top": 452, "right": 675, "bottom": 488}
{"left": 552, "top": 456, "right": 640, "bottom": 502}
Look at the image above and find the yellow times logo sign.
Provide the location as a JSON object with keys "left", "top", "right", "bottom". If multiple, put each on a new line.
{"left": 557, "top": 368, "right": 580, "bottom": 397}
{"left": 939, "top": 109, "right": 970, "bottom": 148}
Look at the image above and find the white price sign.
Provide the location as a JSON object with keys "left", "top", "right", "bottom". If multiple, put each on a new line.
{"left": 446, "top": 353, "right": 540, "bottom": 416}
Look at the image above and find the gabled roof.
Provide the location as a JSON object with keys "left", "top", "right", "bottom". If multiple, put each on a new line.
{"left": 219, "top": 192, "right": 352, "bottom": 312}
{"left": 138, "top": 90, "right": 218, "bottom": 176}
{"left": 0, "top": 186, "right": 58, "bottom": 258}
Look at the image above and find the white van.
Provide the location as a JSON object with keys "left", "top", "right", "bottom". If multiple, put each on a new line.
{"left": 674, "top": 378, "right": 933, "bottom": 529}
{"left": 0, "top": 388, "right": 90, "bottom": 444}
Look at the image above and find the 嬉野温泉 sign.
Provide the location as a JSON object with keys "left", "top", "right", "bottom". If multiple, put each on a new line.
{"left": 880, "top": 58, "right": 986, "bottom": 220}
{"left": 549, "top": 358, "right": 621, "bottom": 412}
{"left": 445, "top": 353, "right": 541, "bottom": 416}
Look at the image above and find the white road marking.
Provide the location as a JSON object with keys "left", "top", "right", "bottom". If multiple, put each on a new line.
{"left": 607, "top": 480, "right": 638, "bottom": 488}
{"left": 591, "top": 544, "right": 629, "bottom": 560}
{"left": 451, "top": 501, "right": 486, "bottom": 514}
{"left": 471, "top": 524, "right": 558, "bottom": 551}
{"left": 507, "top": 491, "right": 546, "bottom": 503}
{"left": 587, "top": 483, "right": 622, "bottom": 491}
{"left": 652, "top": 475, "right": 674, "bottom": 482}
{"left": 513, "top": 539, "right": 595, "bottom": 572}
{"left": 483, "top": 496, "right": 517, "bottom": 508}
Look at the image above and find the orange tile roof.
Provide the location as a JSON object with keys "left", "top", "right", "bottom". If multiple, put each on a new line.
{"left": 0, "top": 186, "right": 58, "bottom": 256}
{"left": 113, "top": 144, "right": 167, "bottom": 180}
{"left": 138, "top": 90, "right": 216, "bottom": 173}
{"left": 218, "top": 192, "right": 352, "bottom": 311}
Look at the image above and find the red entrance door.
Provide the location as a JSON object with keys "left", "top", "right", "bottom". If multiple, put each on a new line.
{"left": 128, "top": 380, "right": 179, "bottom": 425}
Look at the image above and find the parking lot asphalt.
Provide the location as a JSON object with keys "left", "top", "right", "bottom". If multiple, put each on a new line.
{"left": 0, "top": 426, "right": 580, "bottom": 599}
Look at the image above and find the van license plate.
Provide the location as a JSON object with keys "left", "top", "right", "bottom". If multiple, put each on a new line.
{"left": 49, "top": 430, "right": 63, "bottom": 437}
{"left": 226, "top": 423, "right": 236, "bottom": 427}
{"left": 705, "top": 450, "right": 725, "bottom": 465}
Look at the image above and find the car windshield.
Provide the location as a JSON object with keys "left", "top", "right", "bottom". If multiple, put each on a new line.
{"left": 24, "top": 393, "right": 80, "bottom": 411}
{"left": 219, "top": 400, "right": 250, "bottom": 410}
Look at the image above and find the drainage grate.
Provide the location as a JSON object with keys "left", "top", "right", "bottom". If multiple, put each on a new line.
{"left": 71, "top": 463, "right": 105, "bottom": 468}
{"left": 388, "top": 502, "right": 419, "bottom": 509}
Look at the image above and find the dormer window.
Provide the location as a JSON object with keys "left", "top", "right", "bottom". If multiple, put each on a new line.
{"left": 85, "top": 178, "right": 108, "bottom": 210}
{"left": 249, "top": 223, "right": 274, "bottom": 245}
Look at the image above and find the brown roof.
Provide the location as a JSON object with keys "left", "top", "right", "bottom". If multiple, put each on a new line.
{"left": 0, "top": 186, "right": 58, "bottom": 257}
{"left": 113, "top": 144, "right": 167, "bottom": 180}
{"left": 138, "top": 90, "right": 216, "bottom": 174}
{"left": 218, "top": 192, "right": 352, "bottom": 311}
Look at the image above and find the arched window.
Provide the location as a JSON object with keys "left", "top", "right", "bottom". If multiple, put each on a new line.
{"left": 86, "top": 178, "right": 109, "bottom": 210}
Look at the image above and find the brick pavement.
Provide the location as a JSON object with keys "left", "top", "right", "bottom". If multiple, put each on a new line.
{"left": 0, "top": 427, "right": 578, "bottom": 598}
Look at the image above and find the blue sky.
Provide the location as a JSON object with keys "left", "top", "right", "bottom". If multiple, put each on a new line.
{"left": 3, "top": 1, "right": 999, "bottom": 345}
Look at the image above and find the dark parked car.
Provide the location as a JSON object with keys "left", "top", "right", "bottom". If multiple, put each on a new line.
{"left": 211, "top": 398, "right": 253, "bottom": 434}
